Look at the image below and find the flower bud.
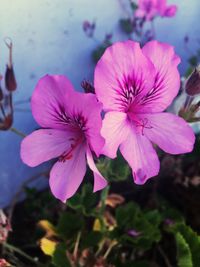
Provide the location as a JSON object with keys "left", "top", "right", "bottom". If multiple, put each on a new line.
{"left": 5, "top": 64, "right": 17, "bottom": 91}
{"left": 4, "top": 38, "right": 17, "bottom": 92}
{"left": 185, "top": 65, "right": 200, "bottom": 96}
{"left": 0, "top": 114, "right": 13, "bottom": 131}
{"left": 0, "top": 89, "right": 3, "bottom": 102}
{"left": 0, "top": 94, "right": 13, "bottom": 130}
{"left": 81, "top": 80, "right": 95, "bottom": 94}
{"left": 0, "top": 75, "right": 3, "bottom": 101}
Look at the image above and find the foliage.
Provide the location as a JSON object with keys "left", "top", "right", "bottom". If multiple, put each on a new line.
{"left": 23, "top": 184, "right": 199, "bottom": 267}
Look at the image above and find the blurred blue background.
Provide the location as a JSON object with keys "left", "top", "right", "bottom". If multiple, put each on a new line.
{"left": 0, "top": 0, "right": 199, "bottom": 207}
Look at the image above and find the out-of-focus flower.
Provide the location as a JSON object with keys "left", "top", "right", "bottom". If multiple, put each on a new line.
{"left": 127, "top": 229, "right": 141, "bottom": 237}
{"left": 164, "top": 218, "right": 174, "bottom": 226}
{"left": 162, "top": 4, "right": 177, "bottom": 17}
{"left": 135, "top": 0, "right": 177, "bottom": 20}
{"left": 0, "top": 210, "right": 11, "bottom": 243}
{"left": 4, "top": 38, "right": 17, "bottom": 92}
{"left": 185, "top": 65, "right": 200, "bottom": 96}
{"left": 0, "top": 259, "right": 11, "bottom": 267}
{"left": 135, "top": 0, "right": 158, "bottom": 20}
{"left": 82, "top": 20, "right": 96, "bottom": 38}
{"left": 21, "top": 75, "right": 107, "bottom": 202}
{"left": 94, "top": 40, "right": 195, "bottom": 185}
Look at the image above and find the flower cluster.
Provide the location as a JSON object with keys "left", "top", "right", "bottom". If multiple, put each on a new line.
{"left": 135, "top": 0, "right": 177, "bottom": 21}
{"left": 21, "top": 40, "right": 195, "bottom": 202}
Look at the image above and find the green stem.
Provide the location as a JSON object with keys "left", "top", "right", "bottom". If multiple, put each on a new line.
{"left": 3, "top": 242, "right": 38, "bottom": 265}
{"left": 10, "top": 127, "right": 26, "bottom": 138}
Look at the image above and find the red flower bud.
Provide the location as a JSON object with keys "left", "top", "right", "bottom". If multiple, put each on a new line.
{"left": 0, "top": 88, "right": 3, "bottom": 102}
{"left": 5, "top": 65, "right": 17, "bottom": 92}
{"left": 185, "top": 65, "right": 200, "bottom": 96}
{"left": 4, "top": 38, "right": 17, "bottom": 92}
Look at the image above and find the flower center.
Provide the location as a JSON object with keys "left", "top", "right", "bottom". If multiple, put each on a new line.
{"left": 128, "top": 112, "right": 152, "bottom": 135}
{"left": 58, "top": 136, "right": 84, "bottom": 162}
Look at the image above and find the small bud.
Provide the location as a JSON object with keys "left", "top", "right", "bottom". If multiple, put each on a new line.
{"left": 0, "top": 114, "right": 13, "bottom": 131}
{"left": 5, "top": 65, "right": 17, "bottom": 91}
{"left": 0, "top": 88, "right": 3, "bottom": 102}
{"left": 0, "top": 94, "right": 13, "bottom": 130}
{"left": 185, "top": 65, "right": 200, "bottom": 96}
{"left": 81, "top": 80, "right": 95, "bottom": 94}
{"left": 82, "top": 20, "right": 95, "bottom": 38}
{"left": 0, "top": 75, "right": 3, "bottom": 101}
{"left": 4, "top": 38, "right": 17, "bottom": 92}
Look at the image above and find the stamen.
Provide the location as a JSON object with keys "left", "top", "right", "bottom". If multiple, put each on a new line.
{"left": 128, "top": 113, "right": 152, "bottom": 135}
{"left": 58, "top": 137, "right": 83, "bottom": 162}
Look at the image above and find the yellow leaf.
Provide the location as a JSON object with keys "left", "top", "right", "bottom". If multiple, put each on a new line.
{"left": 93, "top": 219, "right": 101, "bottom": 231}
{"left": 38, "top": 220, "right": 57, "bottom": 237}
{"left": 40, "top": 238, "right": 57, "bottom": 256}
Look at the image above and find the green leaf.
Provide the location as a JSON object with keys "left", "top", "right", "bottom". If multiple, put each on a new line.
{"left": 188, "top": 56, "right": 198, "bottom": 67}
{"left": 176, "top": 232, "right": 192, "bottom": 267}
{"left": 119, "top": 18, "right": 134, "bottom": 34}
{"left": 115, "top": 202, "right": 161, "bottom": 250}
{"left": 130, "top": 2, "right": 138, "bottom": 10}
{"left": 167, "top": 222, "right": 200, "bottom": 267}
{"left": 52, "top": 243, "right": 71, "bottom": 267}
{"left": 97, "top": 154, "right": 130, "bottom": 182}
{"left": 82, "top": 231, "right": 103, "bottom": 248}
{"left": 57, "top": 212, "right": 83, "bottom": 239}
{"left": 92, "top": 41, "right": 112, "bottom": 63}
{"left": 67, "top": 184, "right": 98, "bottom": 216}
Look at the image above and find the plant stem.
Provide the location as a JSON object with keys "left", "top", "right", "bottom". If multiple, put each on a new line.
{"left": 10, "top": 127, "right": 26, "bottom": 137}
{"left": 73, "top": 231, "right": 81, "bottom": 260}
{"left": 157, "top": 245, "right": 172, "bottom": 267}
{"left": 103, "top": 241, "right": 116, "bottom": 259}
{"left": 3, "top": 242, "right": 38, "bottom": 265}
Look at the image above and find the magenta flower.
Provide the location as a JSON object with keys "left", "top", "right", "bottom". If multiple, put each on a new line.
{"left": 135, "top": 0, "right": 177, "bottom": 20}
{"left": 135, "top": 0, "right": 158, "bottom": 21}
{"left": 94, "top": 40, "right": 195, "bottom": 185}
{"left": 157, "top": 0, "right": 177, "bottom": 17}
{"left": 21, "top": 75, "right": 107, "bottom": 202}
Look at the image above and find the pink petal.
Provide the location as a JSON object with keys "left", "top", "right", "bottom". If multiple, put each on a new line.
{"left": 164, "top": 5, "right": 177, "bottom": 17}
{"left": 156, "top": 0, "right": 167, "bottom": 15}
{"left": 101, "top": 111, "right": 129, "bottom": 158}
{"left": 66, "top": 91, "right": 104, "bottom": 157}
{"left": 31, "top": 75, "right": 74, "bottom": 129}
{"left": 141, "top": 41, "right": 181, "bottom": 112}
{"left": 21, "top": 129, "right": 75, "bottom": 167}
{"left": 119, "top": 125, "right": 160, "bottom": 184}
{"left": 86, "top": 147, "right": 108, "bottom": 192}
{"left": 49, "top": 144, "right": 86, "bottom": 202}
{"left": 140, "top": 113, "right": 195, "bottom": 154}
{"left": 94, "top": 40, "right": 156, "bottom": 112}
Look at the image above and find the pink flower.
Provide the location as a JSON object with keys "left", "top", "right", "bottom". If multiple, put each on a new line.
{"left": 21, "top": 75, "right": 107, "bottom": 202}
{"left": 135, "top": 0, "right": 177, "bottom": 20}
{"left": 135, "top": 0, "right": 158, "bottom": 20}
{"left": 94, "top": 40, "right": 195, "bottom": 185}
{"left": 157, "top": 0, "right": 177, "bottom": 17}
